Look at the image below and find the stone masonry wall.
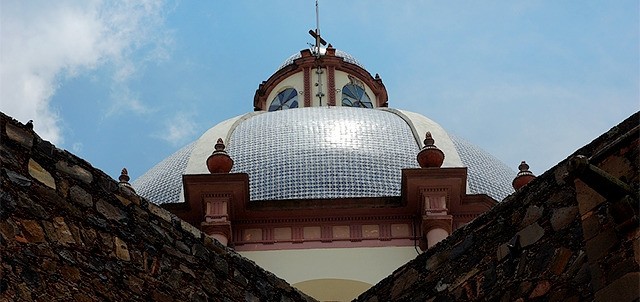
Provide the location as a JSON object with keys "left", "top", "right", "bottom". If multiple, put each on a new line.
{"left": 571, "top": 115, "right": 639, "bottom": 301}
{"left": 0, "top": 112, "right": 316, "bottom": 302}
{"left": 356, "top": 112, "right": 639, "bottom": 302}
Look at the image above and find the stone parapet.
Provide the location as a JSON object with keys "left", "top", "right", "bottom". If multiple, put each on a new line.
{"left": 0, "top": 112, "right": 315, "bottom": 302}
{"left": 356, "top": 112, "right": 639, "bottom": 301}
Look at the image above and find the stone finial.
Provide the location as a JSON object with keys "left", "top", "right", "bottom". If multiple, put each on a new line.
{"left": 118, "top": 168, "right": 135, "bottom": 192}
{"left": 206, "top": 138, "right": 234, "bottom": 173}
{"left": 326, "top": 44, "right": 336, "bottom": 56}
{"left": 417, "top": 132, "right": 445, "bottom": 168}
{"left": 512, "top": 161, "right": 536, "bottom": 190}
{"left": 119, "top": 168, "right": 130, "bottom": 183}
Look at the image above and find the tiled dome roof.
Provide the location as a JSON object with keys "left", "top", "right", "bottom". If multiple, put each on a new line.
{"left": 133, "top": 107, "right": 515, "bottom": 204}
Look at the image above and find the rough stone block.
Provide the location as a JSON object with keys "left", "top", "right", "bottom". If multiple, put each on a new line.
{"left": 53, "top": 217, "right": 76, "bottom": 245}
{"left": 521, "top": 205, "right": 544, "bottom": 227}
{"left": 115, "top": 194, "right": 132, "bottom": 206}
{"left": 148, "top": 203, "right": 172, "bottom": 223}
{"left": 390, "top": 268, "right": 418, "bottom": 299}
{"left": 580, "top": 211, "right": 601, "bottom": 240}
{"left": 574, "top": 179, "right": 606, "bottom": 216}
{"left": 0, "top": 219, "right": 17, "bottom": 241}
{"left": 96, "top": 199, "right": 124, "bottom": 221}
{"left": 598, "top": 155, "right": 633, "bottom": 180}
{"left": 528, "top": 280, "right": 550, "bottom": 298}
{"left": 152, "top": 290, "right": 174, "bottom": 302}
{"left": 549, "top": 247, "right": 572, "bottom": 275}
{"left": 68, "top": 186, "right": 92, "bottom": 210}
{"left": 179, "top": 264, "right": 196, "bottom": 278}
{"left": 452, "top": 268, "right": 479, "bottom": 289}
{"left": 28, "top": 159, "right": 56, "bottom": 189}
{"left": 6, "top": 123, "right": 33, "bottom": 148}
{"left": 180, "top": 220, "right": 202, "bottom": 241}
{"left": 551, "top": 206, "right": 578, "bottom": 231}
{"left": 16, "top": 282, "right": 33, "bottom": 301}
{"left": 125, "top": 275, "right": 144, "bottom": 294}
{"left": 5, "top": 169, "right": 31, "bottom": 187}
{"left": 55, "top": 161, "right": 93, "bottom": 184}
{"left": 60, "top": 265, "right": 80, "bottom": 282}
{"left": 586, "top": 228, "right": 618, "bottom": 262}
{"left": 496, "top": 243, "right": 509, "bottom": 261}
{"left": 19, "top": 219, "right": 45, "bottom": 243}
{"left": 114, "top": 236, "right": 130, "bottom": 261}
{"left": 73, "top": 293, "right": 94, "bottom": 302}
{"left": 594, "top": 272, "right": 640, "bottom": 302}
{"left": 518, "top": 223, "right": 545, "bottom": 247}
{"left": 41, "top": 220, "right": 59, "bottom": 243}
{"left": 57, "top": 178, "right": 70, "bottom": 198}
{"left": 425, "top": 251, "right": 449, "bottom": 270}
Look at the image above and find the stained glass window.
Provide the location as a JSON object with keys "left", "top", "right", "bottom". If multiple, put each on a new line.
{"left": 269, "top": 88, "right": 299, "bottom": 111}
{"left": 342, "top": 84, "right": 373, "bottom": 108}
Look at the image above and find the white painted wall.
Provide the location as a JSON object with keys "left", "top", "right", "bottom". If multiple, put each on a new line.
{"left": 238, "top": 246, "right": 417, "bottom": 286}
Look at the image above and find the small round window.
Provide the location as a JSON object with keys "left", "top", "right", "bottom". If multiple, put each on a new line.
{"left": 269, "top": 88, "right": 299, "bottom": 111}
{"left": 341, "top": 84, "right": 373, "bottom": 108}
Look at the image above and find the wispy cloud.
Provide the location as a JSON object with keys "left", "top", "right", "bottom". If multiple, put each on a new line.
{"left": 0, "top": 0, "right": 171, "bottom": 144}
{"left": 106, "top": 86, "right": 153, "bottom": 117}
{"left": 154, "top": 112, "right": 197, "bottom": 146}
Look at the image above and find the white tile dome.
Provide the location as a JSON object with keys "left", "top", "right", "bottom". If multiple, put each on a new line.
{"left": 133, "top": 107, "right": 515, "bottom": 204}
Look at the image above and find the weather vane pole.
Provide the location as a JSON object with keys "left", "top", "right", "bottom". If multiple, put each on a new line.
{"left": 315, "top": 0, "right": 320, "bottom": 56}
{"left": 309, "top": 0, "right": 327, "bottom": 105}
{"left": 308, "top": 0, "right": 327, "bottom": 56}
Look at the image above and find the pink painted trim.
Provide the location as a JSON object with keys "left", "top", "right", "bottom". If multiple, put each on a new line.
{"left": 233, "top": 238, "right": 416, "bottom": 251}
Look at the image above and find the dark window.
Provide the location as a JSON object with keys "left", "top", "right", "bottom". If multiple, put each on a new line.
{"left": 269, "top": 88, "right": 299, "bottom": 111}
{"left": 341, "top": 84, "right": 372, "bottom": 108}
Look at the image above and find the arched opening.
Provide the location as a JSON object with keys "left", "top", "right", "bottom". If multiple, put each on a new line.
{"left": 341, "top": 84, "right": 372, "bottom": 108}
{"left": 293, "top": 278, "right": 373, "bottom": 302}
{"left": 269, "top": 88, "right": 299, "bottom": 111}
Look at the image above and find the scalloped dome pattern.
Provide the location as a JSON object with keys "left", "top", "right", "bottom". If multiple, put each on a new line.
{"left": 133, "top": 107, "right": 515, "bottom": 204}
{"left": 227, "top": 107, "right": 419, "bottom": 200}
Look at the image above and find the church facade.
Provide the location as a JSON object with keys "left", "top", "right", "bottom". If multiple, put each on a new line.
{"left": 133, "top": 43, "right": 519, "bottom": 300}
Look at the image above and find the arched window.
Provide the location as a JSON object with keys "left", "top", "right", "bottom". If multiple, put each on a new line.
{"left": 268, "top": 88, "right": 299, "bottom": 111}
{"left": 341, "top": 84, "right": 373, "bottom": 108}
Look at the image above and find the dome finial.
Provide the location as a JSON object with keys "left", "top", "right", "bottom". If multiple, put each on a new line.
{"left": 207, "top": 138, "right": 234, "bottom": 173}
{"left": 119, "top": 168, "right": 130, "bottom": 183}
{"left": 118, "top": 167, "right": 135, "bottom": 192}
{"left": 512, "top": 161, "right": 536, "bottom": 190}
{"left": 417, "top": 131, "right": 445, "bottom": 168}
{"left": 215, "top": 138, "right": 225, "bottom": 152}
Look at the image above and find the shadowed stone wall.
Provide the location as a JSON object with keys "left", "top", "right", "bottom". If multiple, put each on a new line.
{"left": 0, "top": 112, "right": 315, "bottom": 302}
{"left": 356, "top": 112, "right": 639, "bottom": 302}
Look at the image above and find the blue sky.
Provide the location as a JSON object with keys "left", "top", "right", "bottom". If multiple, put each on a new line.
{"left": 1, "top": 1, "right": 638, "bottom": 181}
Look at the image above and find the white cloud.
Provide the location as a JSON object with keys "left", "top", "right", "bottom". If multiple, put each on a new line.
{"left": 106, "top": 86, "right": 153, "bottom": 117}
{"left": 72, "top": 142, "right": 84, "bottom": 154}
{"left": 0, "top": 0, "right": 170, "bottom": 144}
{"left": 154, "top": 112, "right": 197, "bottom": 146}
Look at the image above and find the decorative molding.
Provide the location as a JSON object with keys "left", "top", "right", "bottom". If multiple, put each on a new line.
{"left": 421, "top": 215, "right": 453, "bottom": 235}
{"left": 327, "top": 66, "right": 336, "bottom": 106}
{"left": 201, "top": 221, "right": 231, "bottom": 239}
{"left": 304, "top": 67, "right": 311, "bottom": 107}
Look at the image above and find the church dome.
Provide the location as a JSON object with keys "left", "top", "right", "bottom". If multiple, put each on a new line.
{"left": 134, "top": 46, "right": 515, "bottom": 204}
{"left": 133, "top": 107, "right": 515, "bottom": 204}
